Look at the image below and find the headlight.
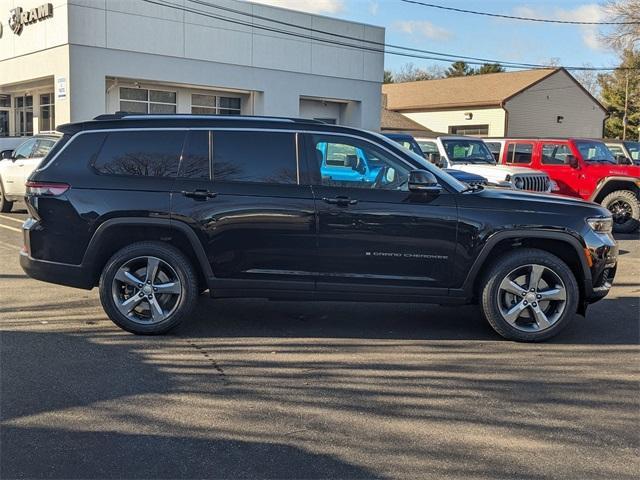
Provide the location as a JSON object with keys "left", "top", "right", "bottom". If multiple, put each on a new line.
{"left": 587, "top": 216, "right": 613, "bottom": 234}
{"left": 550, "top": 180, "right": 559, "bottom": 192}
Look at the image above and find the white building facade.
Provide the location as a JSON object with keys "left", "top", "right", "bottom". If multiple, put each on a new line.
{"left": 0, "top": 0, "right": 384, "bottom": 137}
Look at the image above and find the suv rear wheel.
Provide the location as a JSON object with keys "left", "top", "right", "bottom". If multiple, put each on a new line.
{"left": 0, "top": 180, "right": 13, "bottom": 213}
{"left": 99, "top": 241, "right": 198, "bottom": 334}
{"left": 480, "top": 249, "right": 579, "bottom": 342}
{"left": 601, "top": 190, "right": 640, "bottom": 233}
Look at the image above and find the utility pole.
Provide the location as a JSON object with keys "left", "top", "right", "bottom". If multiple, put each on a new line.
{"left": 622, "top": 71, "right": 629, "bottom": 140}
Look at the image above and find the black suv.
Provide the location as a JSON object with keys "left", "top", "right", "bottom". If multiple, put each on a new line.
{"left": 21, "top": 114, "right": 618, "bottom": 341}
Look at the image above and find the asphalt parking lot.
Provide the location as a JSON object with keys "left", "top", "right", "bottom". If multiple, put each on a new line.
{"left": 1, "top": 204, "right": 638, "bottom": 480}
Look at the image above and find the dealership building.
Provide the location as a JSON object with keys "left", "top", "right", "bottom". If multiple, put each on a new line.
{"left": 0, "top": 0, "right": 384, "bottom": 137}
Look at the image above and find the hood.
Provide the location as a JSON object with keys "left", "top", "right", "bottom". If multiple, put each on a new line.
{"left": 451, "top": 164, "right": 547, "bottom": 183}
{"left": 444, "top": 169, "right": 487, "bottom": 183}
{"left": 461, "top": 186, "right": 610, "bottom": 216}
{"left": 582, "top": 162, "right": 640, "bottom": 178}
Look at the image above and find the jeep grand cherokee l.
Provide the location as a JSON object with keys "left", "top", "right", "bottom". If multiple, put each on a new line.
{"left": 20, "top": 114, "right": 618, "bottom": 342}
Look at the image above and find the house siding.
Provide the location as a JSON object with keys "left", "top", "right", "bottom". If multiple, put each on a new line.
{"left": 505, "top": 70, "right": 606, "bottom": 137}
{"left": 402, "top": 107, "right": 506, "bottom": 136}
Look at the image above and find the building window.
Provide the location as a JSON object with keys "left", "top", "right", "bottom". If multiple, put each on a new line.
{"left": 448, "top": 124, "right": 489, "bottom": 136}
{"left": 119, "top": 87, "right": 177, "bottom": 114}
{"left": 40, "top": 93, "right": 55, "bottom": 131}
{"left": 191, "top": 94, "right": 241, "bottom": 115}
{"left": 0, "top": 95, "right": 10, "bottom": 138}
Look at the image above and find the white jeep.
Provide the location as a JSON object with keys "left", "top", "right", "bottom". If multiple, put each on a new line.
{"left": 415, "top": 135, "right": 554, "bottom": 193}
{"left": 0, "top": 134, "right": 60, "bottom": 212}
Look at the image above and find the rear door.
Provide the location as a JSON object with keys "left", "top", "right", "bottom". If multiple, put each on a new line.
{"left": 304, "top": 133, "right": 458, "bottom": 295}
{"left": 171, "top": 129, "right": 317, "bottom": 292}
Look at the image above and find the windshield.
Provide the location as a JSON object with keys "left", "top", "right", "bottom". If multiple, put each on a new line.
{"left": 624, "top": 141, "right": 640, "bottom": 162}
{"left": 575, "top": 140, "right": 617, "bottom": 164}
{"left": 441, "top": 139, "right": 496, "bottom": 164}
{"left": 371, "top": 132, "right": 468, "bottom": 193}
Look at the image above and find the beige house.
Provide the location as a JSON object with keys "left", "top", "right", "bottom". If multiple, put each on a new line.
{"left": 382, "top": 68, "right": 608, "bottom": 138}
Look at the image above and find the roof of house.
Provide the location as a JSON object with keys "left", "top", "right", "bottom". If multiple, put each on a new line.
{"left": 382, "top": 68, "right": 576, "bottom": 111}
{"left": 380, "top": 106, "right": 434, "bottom": 133}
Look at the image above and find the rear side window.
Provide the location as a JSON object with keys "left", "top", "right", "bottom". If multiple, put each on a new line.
{"left": 93, "top": 131, "right": 185, "bottom": 177}
{"left": 212, "top": 131, "right": 297, "bottom": 184}
{"left": 506, "top": 143, "right": 533, "bottom": 164}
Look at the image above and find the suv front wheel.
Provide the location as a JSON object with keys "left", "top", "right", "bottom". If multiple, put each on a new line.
{"left": 480, "top": 249, "right": 579, "bottom": 342}
{"left": 99, "top": 241, "right": 198, "bottom": 334}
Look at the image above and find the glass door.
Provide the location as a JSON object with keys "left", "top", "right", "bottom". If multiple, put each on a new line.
{"left": 0, "top": 94, "right": 10, "bottom": 137}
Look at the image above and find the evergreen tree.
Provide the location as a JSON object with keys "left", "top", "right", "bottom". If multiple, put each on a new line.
{"left": 383, "top": 70, "right": 394, "bottom": 84}
{"left": 598, "top": 49, "right": 640, "bottom": 139}
{"left": 445, "top": 61, "right": 472, "bottom": 77}
{"left": 476, "top": 63, "right": 505, "bottom": 74}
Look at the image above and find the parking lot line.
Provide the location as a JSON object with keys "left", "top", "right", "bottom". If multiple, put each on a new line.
{"left": 0, "top": 214, "right": 24, "bottom": 224}
{"left": 0, "top": 224, "right": 22, "bottom": 233}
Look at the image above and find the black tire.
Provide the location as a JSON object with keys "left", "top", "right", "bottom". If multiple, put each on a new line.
{"left": 601, "top": 190, "right": 640, "bottom": 233}
{"left": 0, "top": 180, "right": 13, "bottom": 213}
{"left": 480, "top": 248, "right": 579, "bottom": 342}
{"left": 99, "top": 241, "right": 198, "bottom": 335}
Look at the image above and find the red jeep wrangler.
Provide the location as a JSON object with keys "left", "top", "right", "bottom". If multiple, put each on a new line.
{"left": 486, "top": 138, "right": 640, "bottom": 233}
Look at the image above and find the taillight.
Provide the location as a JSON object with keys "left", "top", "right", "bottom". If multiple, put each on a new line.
{"left": 25, "top": 181, "right": 70, "bottom": 196}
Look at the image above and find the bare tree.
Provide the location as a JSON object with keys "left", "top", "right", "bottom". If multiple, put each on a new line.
{"left": 601, "top": 0, "right": 640, "bottom": 49}
{"left": 573, "top": 64, "right": 601, "bottom": 98}
{"left": 394, "top": 63, "right": 437, "bottom": 82}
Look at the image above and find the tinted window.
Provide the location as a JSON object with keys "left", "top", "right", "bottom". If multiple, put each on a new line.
{"left": 542, "top": 143, "right": 573, "bottom": 165}
{"left": 94, "top": 131, "right": 185, "bottom": 177}
{"left": 506, "top": 143, "right": 533, "bottom": 164}
{"left": 212, "top": 131, "right": 297, "bottom": 184}
{"left": 180, "top": 131, "right": 210, "bottom": 179}
{"left": 624, "top": 141, "right": 639, "bottom": 161}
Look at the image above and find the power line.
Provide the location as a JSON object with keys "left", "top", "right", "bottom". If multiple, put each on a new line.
{"left": 398, "top": 0, "right": 640, "bottom": 25}
{"left": 140, "top": 0, "right": 638, "bottom": 71}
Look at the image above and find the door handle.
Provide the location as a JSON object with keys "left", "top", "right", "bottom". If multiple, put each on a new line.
{"left": 323, "top": 196, "right": 358, "bottom": 206}
{"left": 182, "top": 189, "right": 217, "bottom": 200}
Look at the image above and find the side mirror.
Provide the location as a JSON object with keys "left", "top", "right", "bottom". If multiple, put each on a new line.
{"left": 408, "top": 170, "right": 442, "bottom": 194}
{"left": 566, "top": 154, "right": 579, "bottom": 168}
{"left": 0, "top": 150, "right": 14, "bottom": 160}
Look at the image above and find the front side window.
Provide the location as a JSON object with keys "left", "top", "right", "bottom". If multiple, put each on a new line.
{"left": 442, "top": 139, "right": 495, "bottom": 164}
{"left": 417, "top": 140, "right": 438, "bottom": 155}
{"left": 13, "top": 138, "right": 37, "bottom": 159}
{"left": 505, "top": 143, "right": 533, "bottom": 165}
{"left": 311, "top": 134, "right": 411, "bottom": 191}
{"left": 575, "top": 141, "right": 616, "bottom": 164}
{"left": 212, "top": 131, "right": 297, "bottom": 184}
{"left": 120, "top": 87, "right": 177, "bottom": 114}
{"left": 93, "top": 131, "right": 185, "bottom": 177}
{"left": 623, "top": 141, "right": 639, "bottom": 161}
{"left": 542, "top": 143, "right": 573, "bottom": 165}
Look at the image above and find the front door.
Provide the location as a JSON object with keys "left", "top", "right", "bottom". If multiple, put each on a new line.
{"left": 3, "top": 138, "right": 37, "bottom": 196}
{"left": 538, "top": 142, "right": 581, "bottom": 197}
{"left": 171, "top": 130, "right": 317, "bottom": 292}
{"left": 304, "top": 133, "right": 458, "bottom": 295}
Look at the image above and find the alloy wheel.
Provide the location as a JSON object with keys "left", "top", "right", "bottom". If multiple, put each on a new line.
{"left": 111, "top": 256, "right": 182, "bottom": 325}
{"left": 497, "top": 264, "right": 567, "bottom": 332}
{"left": 609, "top": 199, "right": 633, "bottom": 224}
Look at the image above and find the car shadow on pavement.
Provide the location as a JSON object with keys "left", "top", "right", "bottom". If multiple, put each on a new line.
{"left": 172, "top": 294, "right": 639, "bottom": 346}
{"left": 1, "top": 426, "right": 380, "bottom": 479}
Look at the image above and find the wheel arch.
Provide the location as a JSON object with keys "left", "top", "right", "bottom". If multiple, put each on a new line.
{"left": 590, "top": 177, "right": 640, "bottom": 203}
{"left": 81, "top": 218, "right": 213, "bottom": 288}
{"left": 461, "top": 230, "right": 592, "bottom": 311}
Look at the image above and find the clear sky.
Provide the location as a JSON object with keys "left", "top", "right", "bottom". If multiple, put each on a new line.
{"left": 249, "top": 0, "right": 621, "bottom": 72}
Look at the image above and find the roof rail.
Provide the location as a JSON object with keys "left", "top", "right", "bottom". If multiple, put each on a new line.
{"left": 92, "top": 112, "right": 326, "bottom": 124}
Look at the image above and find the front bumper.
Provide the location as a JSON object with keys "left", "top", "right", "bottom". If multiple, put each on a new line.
{"left": 582, "top": 230, "right": 618, "bottom": 303}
